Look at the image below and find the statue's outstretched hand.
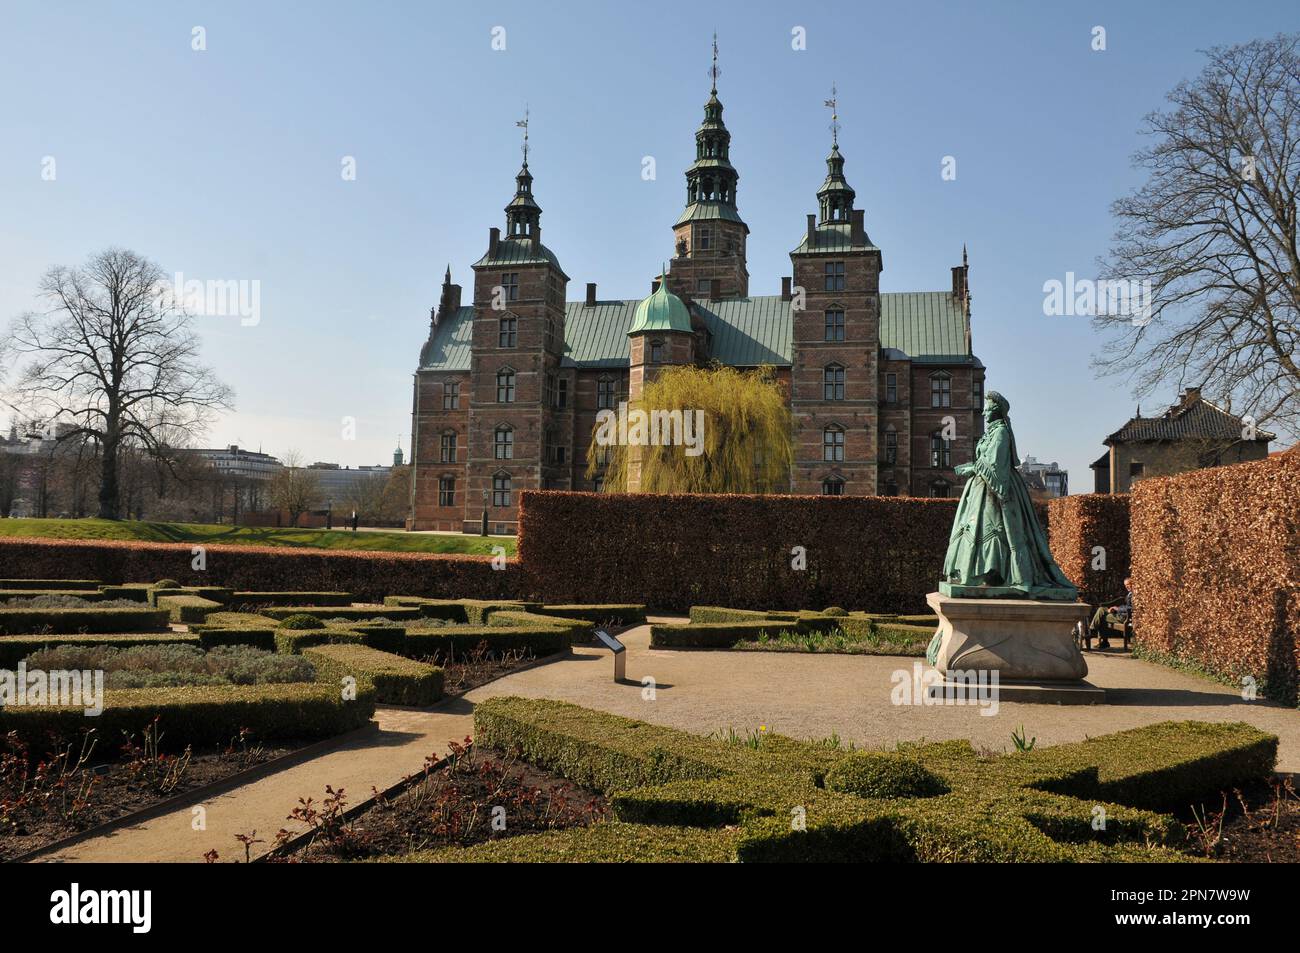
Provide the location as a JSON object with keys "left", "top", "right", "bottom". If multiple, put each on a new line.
{"left": 954, "top": 462, "right": 974, "bottom": 477}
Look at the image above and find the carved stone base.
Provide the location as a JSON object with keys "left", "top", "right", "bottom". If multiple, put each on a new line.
{"left": 927, "top": 591, "right": 1090, "bottom": 683}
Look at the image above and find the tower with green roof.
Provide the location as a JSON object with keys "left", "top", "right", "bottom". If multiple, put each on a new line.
{"left": 664, "top": 35, "right": 750, "bottom": 301}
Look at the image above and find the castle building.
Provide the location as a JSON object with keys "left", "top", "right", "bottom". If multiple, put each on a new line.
{"left": 409, "top": 60, "right": 985, "bottom": 533}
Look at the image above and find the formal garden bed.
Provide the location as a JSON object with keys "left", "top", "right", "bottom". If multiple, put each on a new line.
{"left": 649, "top": 606, "right": 937, "bottom": 655}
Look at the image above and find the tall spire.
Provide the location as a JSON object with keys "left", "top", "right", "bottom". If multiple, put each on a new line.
{"left": 824, "top": 82, "right": 839, "bottom": 147}
{"left": 517, "top": 106, "right": 530, "bottom": 168}
{"left": 816, "top": 84, "right": 855, "bottom": 224}
{"left": 675, "top": 34, "right": 746, "bottom": 231}
{"left": 709, "top": 32, "right": 719, "bottom": 94}
{"left": 505, "top": 108, "right": 540, "bottom": 239}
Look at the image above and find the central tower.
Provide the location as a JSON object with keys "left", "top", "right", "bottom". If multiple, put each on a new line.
{"left": 665, "top": 35, "right": 749, "bottom": 300}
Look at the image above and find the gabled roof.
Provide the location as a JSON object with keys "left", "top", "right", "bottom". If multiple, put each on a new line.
{"left": 1105, "top": 393, "right": 1276, "bottom": 444}
{"left": 417, "top": 291, "right": 975, "bottom": 372}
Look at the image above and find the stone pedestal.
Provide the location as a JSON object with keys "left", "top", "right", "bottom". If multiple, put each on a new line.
{"left": 926, "top": 592, "right": 1103, "bottom": 704}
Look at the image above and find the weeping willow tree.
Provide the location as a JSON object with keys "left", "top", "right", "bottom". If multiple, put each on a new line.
{"left": 586, "top": 364, "right": 793, "bottom": 493}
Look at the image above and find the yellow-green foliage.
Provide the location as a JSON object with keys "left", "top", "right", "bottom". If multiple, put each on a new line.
{"left": 587, "top": 364, "right": 793, "bottom": 494}
{"left": 401, "top": 698, "right": 1278, "bottom": 863}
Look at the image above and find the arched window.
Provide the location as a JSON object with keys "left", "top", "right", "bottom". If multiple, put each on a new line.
{"left": 822, "top": 425, "right": 845, "bottom": 462}
{"left": 821, "top": 476, "right": 845, "bottom": 496}
{"left": 496, "top": 367, "right": 516, "bottom": 403}
{"left": 929, "top": 371, "right": 952, "bottom": 408}
{"left": 823, "top": 363, "right": 845, "bottom": 400}
{"left": 492, "top": 471, "right": 512, "bottom": 508}
{"left": 494, "top": 425, "right": 514, "bottom": 460}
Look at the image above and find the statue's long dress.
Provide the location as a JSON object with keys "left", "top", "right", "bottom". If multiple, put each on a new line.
{"left": 942, "top": 418, "right": 1075, "bottom": 597}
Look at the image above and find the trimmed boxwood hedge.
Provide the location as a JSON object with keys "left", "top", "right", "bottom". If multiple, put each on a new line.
{"left": 96, "top": 585, "right": 152, "bottom": 603}
{"left": 303, "top": 643, "right": 443, "bottom": 707}
{"left": 533, "top": 604, "right": 647, "bottom": 625}
{"left": 488, "top": 609, "right": 593, "bottom": 643}
{"left": 261, "top": 605, "right": 422, "bottom": 623}
{"left": 0, "top": 680, "right": 376, "bottom": 752}
{"left": 195, "top": 628, "right": 278, "bottom": 651}
{"left": 402, "top": 625, "right": 568, "bottom": 663}
{"left": 148, "top": 586, "right": 234, "bottom": 607}
{"left": 274, "top": 629, "right": 365, "bottom": 655}
{"left": 0, "top": 633, "right": 201, "bottom": 668}
{"left": 232, "top": 591, "right": 354, "bottom": 607}
{"left": 650, "top": 620, "right": 805, "bottom": 649}
{"left": 446, "top": 698, "right": 1278, "bottom": 863}
{"left": 332, "top": 623, "right": 407, "bottom": 654}
{"left": 0, "top": 579, "right": 101, "bottom": 591}
{"left": 0, "top": 605, "right": 170, "bottom": 635}
{"left": 156, "top": 594, "right": 223, "bottom": 624}
{"left": 394, "top": 823, "right": 739, "bottom": 864}
{"left": 1, "top": 588, "right": 113, "bottom": 602}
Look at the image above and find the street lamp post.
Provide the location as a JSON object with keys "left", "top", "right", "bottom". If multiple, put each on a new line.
{"left": 480, "top": 489, "right": 489, "bottom": 536}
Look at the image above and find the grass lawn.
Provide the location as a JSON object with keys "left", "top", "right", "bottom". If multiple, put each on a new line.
{"left": 0, "top": 517, "right": 517, "bottom": 556}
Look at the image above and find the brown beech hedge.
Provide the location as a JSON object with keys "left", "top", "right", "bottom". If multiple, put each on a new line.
{"left": 1048, "top": 493, "right": 1131, "bottom": 607}
{"left": 517, "top": 490, "right": 958, "bottom": 612}
{"left": 1130, "top": 448, "right": 1300, "bottom": 705}
{"left": 0, "top": 538, "right": 519, "bottom": 604}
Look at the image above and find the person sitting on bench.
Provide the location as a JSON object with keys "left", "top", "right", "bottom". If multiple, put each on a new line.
{"left": 1088, "top": 577, "right": 1132, "bottom": 649}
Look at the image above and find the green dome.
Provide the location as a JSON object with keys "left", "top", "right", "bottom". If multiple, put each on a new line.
{"left": 628, "top": 273, "right": 692, "bottom": 336}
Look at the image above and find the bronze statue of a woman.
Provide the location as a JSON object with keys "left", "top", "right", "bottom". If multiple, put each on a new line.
{"left": 940, "top": 391, "right": 1076, "bottom": 600}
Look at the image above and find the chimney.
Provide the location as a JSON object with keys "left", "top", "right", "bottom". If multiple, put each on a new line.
{"left": 851, "top": 209, "right": 865, "bottom": 246}
{"left": 710, "top": 278, "right": 721, "bottom": 298}
{"left": 781, "top": 276, "right": 792, "bottom": 301}
{"left": 488, "top": 227, "right": 500, "bottom": 256}
{"left": 651, "top": 277, "right": 661, "bottom": 293}
{"left": 1181, "top": 387, "right": 1201, "bottom": 406}
{"left": 448, "top": 283, "right": 461, "bottom": 312}
{"left": 806, "top": 214, "right": 816, "bottom": 247}
{"left": 951, "top": 263, "right": 968, "bottom": 300}
{"left": 532, "top": 224, "right": 542, "bottom": 251}
{"left": 585, "top": 282, "right": 597, "bottom": 307}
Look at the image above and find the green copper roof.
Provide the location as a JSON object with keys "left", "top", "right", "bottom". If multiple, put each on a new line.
{"left": 791, "top": 221, "right": 879, "bottom": 255}
{"left": 673, "top": 201, "right": 748, "bottom": 228}
{"left": 418, "top": 291, "right": 974, "bottom": 372}
{"left": 472, "top": 238, "right": 570, "bottom": 279}
{"left": 628, "top": 277, "right": 692, "bottom": 335}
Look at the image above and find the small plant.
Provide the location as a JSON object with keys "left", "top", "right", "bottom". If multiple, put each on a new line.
{"left": 154, "top": 579, "right": 181, "bottom": 589}
{"left": 822, "top": 606, "right": 848, "bottom": 617}
{"left": 120, "top": 717, "right": 192, "bottom": 795}
{"left": 1188, "top": 793, "right": 1229, "bottom": 857}
{"left": 1011, "top": 726, "right": 1036, "bottom": 752}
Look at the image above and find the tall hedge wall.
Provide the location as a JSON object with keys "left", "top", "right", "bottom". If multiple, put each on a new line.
{"left": 1130, "top": 448, "right": 1300, "bottom": 705}
{"left": 518, "top": 490, "right": 957, "bottom": 612}
{"left": 1048, "top": 493, "right": 1131, "bottom": 606}
{"left": 0, "top": 538, "right": 519, "bottom": 604}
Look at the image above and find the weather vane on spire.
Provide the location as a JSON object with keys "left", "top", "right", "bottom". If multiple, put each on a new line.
{"left": 516, "top": 106, "right": 530, "bottom": 167}
{"left": 824, "top": 83, "right": 840, "bottom": 147}
{"left": 709, "top": 32, "right": 720, "bottom": 93}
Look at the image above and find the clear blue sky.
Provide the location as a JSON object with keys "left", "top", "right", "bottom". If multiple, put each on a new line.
{"left": 2, "top": 1, "right": 1295, "bottom": 486}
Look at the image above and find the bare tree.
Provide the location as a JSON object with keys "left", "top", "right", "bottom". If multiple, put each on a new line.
{"left": 268, "top": 450, "right": 320, "bottom": 528}
{"left": 2, "top": 248, "right": 233, "bottom": 518}
{"left": 1095, "top": 33, "right": 1300, "bottom": 437}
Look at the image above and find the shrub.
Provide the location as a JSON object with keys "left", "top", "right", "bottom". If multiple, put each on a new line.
{"left": 156, "top": 594, "right": 223, "bottom": 624}
{"left": 332, "top": 622, "right": 406, "bottom": 654}
{"left": 155, "top": 578, "right": 181, "bottom": 589}
{"left": 148, "top": 586, "right": 233, "bottom": 607}
{"left": 489, "top": 609, "right": 592, "bottom": 643}
{"left": 95, "top": 585, "right": 152, "bottom": 603}
{"left": 0, "top": 579, "right": 100, "bottom": 590}
{"left": 277, "top": 613, "right": 326, "bottom": 630}
{"left": 533, "top": 604, "right": 648, "bottom": 626}
{"left": 0, "top": 633, "right": 200, "bottom": 668}
{"left": 0, "top": 681, "right": 376, "bottom": 752}
{"left": 195, "top": 628, "right": 277, "bottom": 651}
{"left": 518, "top": 490, "right": 957, "bottom": 612}
{"left": 274, "top": 629, "right": 364, "bottom": 655}
{"left": 650, "top": 620, "right": 805, "bottom": 649}
{"left": 1, "top": 594, "right": 131, "bottom": 608}
{"left": 262, "top": 605, "right": 421, "bottom": 623}
{"left": 1048, "top": 494, "right": 1131, "bottom": 607}
{"left": 0, "top": 538, "right": 518, "bottom": 603}
{"left": 23, "top": 642, "right": 316, "bottom": 689}
{"left": 824, "top": 752, "right": 948, "bottom": 799}
{"left": 822, "top": 606, "right": 848, "bottom": 617}
{"left": 232, "top": 591, "right": 354, "bottom": 607}
{"left": 1130, "top": 448, "right": 1299, "bottom": 705}
{"left": 303, "top": 643, "right": 444, "bottom": 706}
{"left": 401, "top": 624, "right": 568, "bottom": 663}
{"left": 0, "top": 605, "right": 170, "bottom": 635}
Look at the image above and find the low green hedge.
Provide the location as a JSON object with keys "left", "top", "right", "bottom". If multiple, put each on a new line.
{"left": 0, "top": 579, "right": 101, "bottom": 591}
{"left": 274, "top": 629, "right": 366, "bottom": 655}
{"left": 451, "top": 697, "right": 1278, "bottom": 863}
{"left": 650, "top": 620, "right": 804, "bottom": 649}
{"left": 156, "top": 594, "right": 223, "bottom": 624}
{"left": 195, "top": 628, "right": 278, "bottom": 651}
{"left": 393, "top": 823, "right": 739, "bottom": 864}
{"left": 1, "top": 588, "right": 113, "bottom": 602}
{"left": 534, "top": 604, "right": 647, "bottom": 625}
{"left": 148, "top": 586, "right": 234, "bottom": 607}
{"left": 402, "top": 624, "right": 568, "bottom": 663}
{"left": 96, "top": 585, "right": 152, "bottom": 603}
{"left": 688, "top": 606, "right": 772, "bottom": 624}
{"left": 0, "top": 680, "right": 376, "bottom": 752}
{"left": 0, "top": 605, "right": 170, "bottom": 635}
{"left": 0, "top": 633, "right": 201, "bottom": 668}
{"left": 331, "top": 623, "right": 407, "bottom": 654}
{"left": 231, "top": 591, "right": 354, "bottom": 608}
{"left": 261, "top": 605, "right": 422, "bottom": 623}
{"left": 303, "top": 643, "right": 443, "bottom": 706}
{"left": 488, "top": 610, "right": 593, "bottom": 643}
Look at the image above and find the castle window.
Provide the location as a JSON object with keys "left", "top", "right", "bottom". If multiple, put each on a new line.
{"left": 496, "top": 368, "right": 516, "bottom": 403}
{"left": 492, "top": 472, "right": 512, "bottom": 508}
{"left": 557, "top": 378, "right": 568, "bottom": 409}
{"left": 597, "top": 377, "right": 616, "bottom": 410}
{"left": 494, "top": 426, "right": 514, "bottom": 460}
{"left": 824, "top": 261, "right": 846, "bottom": 292}
{"left": 930, "top": 432, "right": 951, "bottom": 469}
{"left": 498, "top": 316, "right": 517, "bottom": 348}
{"left": 696, "top": 279, "right": 711, "bottom": 296}
{"left": 930, "top": 372, "right": 952, "bottom": 408}
{"left": 973, "top": 377, "right": 984, "bottom": 407}
{"left": 439, "top": 431, "right": 456, "bottom": 464}
{"left": 885, "top": 428, "right": 898, "bottom": 464}
{"left": 502, "top": 273, "right": 518, "bottom": 302}
{"left": 823, "top": 363, "right": 845, "bottom": 400}
{"left": 824, "top": 309, "right": 845, "bottom": 342}
{"left": 930, "top": 480, "right": 950, "bottom": 499}
{"left": 885, "top": 373, "right": 897, "bottom": 403}
{"left": 823, "top": 425, "right": 844, "bottom": 462}
{"left": 442, "top": 381, "right": 460, "bottom": 410}
{"left": 544, "top": 373, "right": 555, "bottom": 408}
{"left": 545, "top": 317, "right": 556, "bottom": 350}
{"left": 699, "top": 226, "right": 712, "bottom": 250}
{"left": 821, "top": 476, "right": 845, "bottom": 496}
{"left": 650, "top": 339, "right": 666, "bottom": 364}
{"left": 438, "top": 475, "right": 455, "bottom": 507}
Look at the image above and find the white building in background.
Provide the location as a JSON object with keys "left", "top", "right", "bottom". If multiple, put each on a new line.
{"left": 1018, "top": 455, "right": 1068, "bottom": 497}
{"left": 187, "top": 445, "right": 284, "bottom": 481}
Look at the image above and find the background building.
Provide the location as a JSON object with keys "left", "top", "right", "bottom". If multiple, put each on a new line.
{"left": 1018, "top": 456, "right": 1068, "bottom": 498}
